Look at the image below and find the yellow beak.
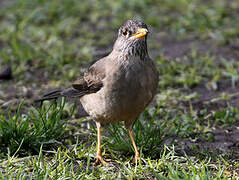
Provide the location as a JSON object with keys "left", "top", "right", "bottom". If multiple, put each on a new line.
{"left": 132, "top": 28, "right": 148, "bottom": 39}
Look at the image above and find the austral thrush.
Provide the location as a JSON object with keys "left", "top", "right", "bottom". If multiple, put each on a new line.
{"left": 36, "top": 20, "right": 159, "bottom": 164}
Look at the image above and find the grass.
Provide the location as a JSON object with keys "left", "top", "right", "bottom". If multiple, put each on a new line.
{"left": 0, "top": 99, "right": 73, "bottom": 155}
{"left": 0, "top": 0, "right": 239, "bottom": 179}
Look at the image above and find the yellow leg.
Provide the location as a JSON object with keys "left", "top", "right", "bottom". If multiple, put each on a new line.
{"left": 94, "top": 123, "right": 104, "bottom": 165}
{"left": 128, "top": 130, "right": 140, "bottom": 161}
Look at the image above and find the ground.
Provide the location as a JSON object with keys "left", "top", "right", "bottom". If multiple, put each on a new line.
{"left": 0, "top": 0, "right": 239, "bottom": 179}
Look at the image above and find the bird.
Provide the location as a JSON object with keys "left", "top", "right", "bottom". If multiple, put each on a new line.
{"left": 36, "top": 19, "right": 159, "bottom": 165}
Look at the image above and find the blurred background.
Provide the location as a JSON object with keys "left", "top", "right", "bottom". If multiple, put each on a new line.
{"left": 0, "top": 0, "right": 238, "bottom": 94}
{"left": 0, "top": 0, "right": 239, "bottom": 178}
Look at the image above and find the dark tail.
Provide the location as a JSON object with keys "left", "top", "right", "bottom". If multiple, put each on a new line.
{"left": 35, "top": 88, "right": 88, "bottom": 103}
{"left": 35, "top": 81, "right": 103, "bottom": 103}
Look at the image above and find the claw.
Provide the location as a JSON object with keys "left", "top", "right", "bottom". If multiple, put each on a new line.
{"left": 94, "top": 154, "right": 113, "bottom": 166}
{"left": 94, "top": 154, "right": 105, "bottom": 166}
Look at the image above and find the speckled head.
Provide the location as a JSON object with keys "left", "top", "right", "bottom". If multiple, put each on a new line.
{"left": 118, "top": 20, "right": 148, "bottom": 38}
{"left": 113, "top": 20, "right": 149, "bottom": 59}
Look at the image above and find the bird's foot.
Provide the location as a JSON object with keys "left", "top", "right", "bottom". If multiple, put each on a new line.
{"left": 94, "top": 155, "right": 112, "bottom": 166}
{"left": 132, "top": 153, "right": 140, "bottom": 164}
{"left": 94, "top": 154, "right": 106, "bottom": 166}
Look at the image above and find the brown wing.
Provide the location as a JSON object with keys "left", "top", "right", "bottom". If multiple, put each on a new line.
{"left": 35, "top": 60, "right": 106, "bottom": 103}
{"left": 72, "top": 59, "right": 106, "bottom": 93}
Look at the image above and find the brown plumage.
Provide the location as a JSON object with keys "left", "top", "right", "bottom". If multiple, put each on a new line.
{"left": 36, "top": 20, "right": 159, "bottom": 164}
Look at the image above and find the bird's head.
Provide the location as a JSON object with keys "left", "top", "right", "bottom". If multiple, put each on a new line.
{"left": 113, "top": 20, "right": 149, "bottom": 59}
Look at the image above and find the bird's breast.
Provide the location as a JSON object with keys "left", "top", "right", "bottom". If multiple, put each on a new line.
{"left": 80, "top": 58, "right": 158, "bottom": 124}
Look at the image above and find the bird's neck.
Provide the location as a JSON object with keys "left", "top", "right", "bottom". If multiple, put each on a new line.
{"left": 112, "top": 40, "right": 148, "bottom": 61}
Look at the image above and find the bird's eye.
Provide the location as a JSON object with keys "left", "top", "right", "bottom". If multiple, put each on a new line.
{"left": 122, "top": 29, "right": 128, "bottom": 37}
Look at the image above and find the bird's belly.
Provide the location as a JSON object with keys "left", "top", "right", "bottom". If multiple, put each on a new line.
{"left": 80, "top": 73, "right": 153, "bottom": 124}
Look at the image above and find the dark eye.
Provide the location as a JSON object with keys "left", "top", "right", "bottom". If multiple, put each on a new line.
{"left": 122, "top": 30, "right": 128, "bottom": 37}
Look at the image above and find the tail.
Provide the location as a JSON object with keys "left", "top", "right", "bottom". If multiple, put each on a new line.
{"left": 35, "top": 88, "right": 88, "bottom": 102}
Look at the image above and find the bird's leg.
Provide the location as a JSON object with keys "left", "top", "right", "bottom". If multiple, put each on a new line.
{"left": 94, "top": 122, "right": 104, "bottom": 165}
{"left": 128, "top": 130, "right": 140, "bottom": 161}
